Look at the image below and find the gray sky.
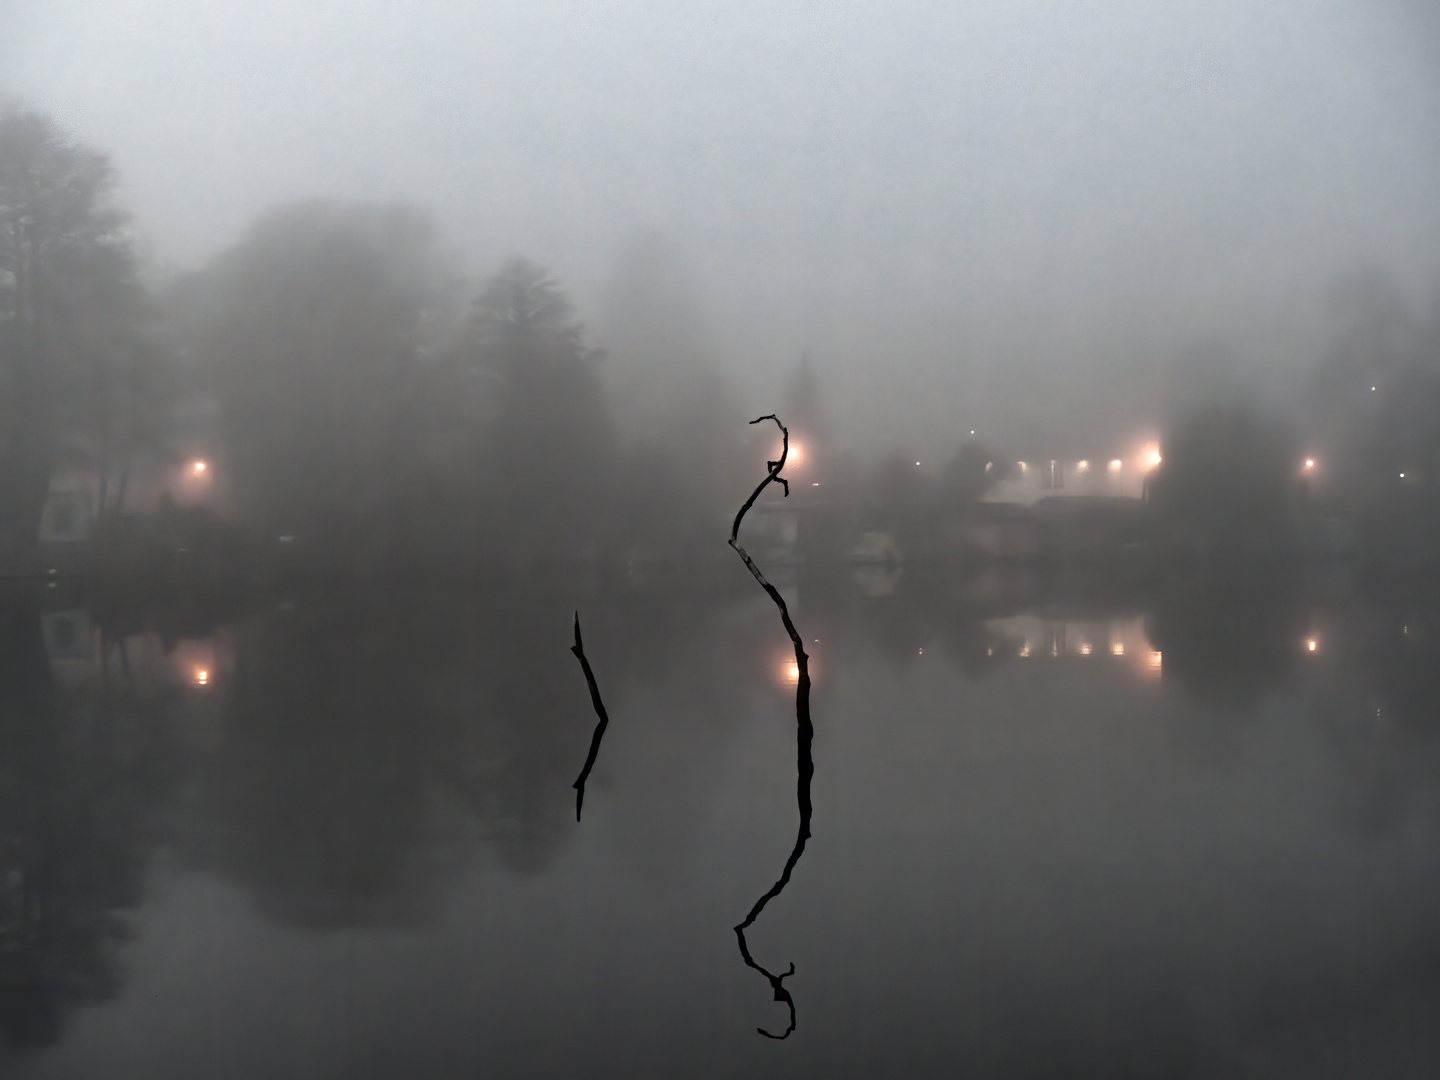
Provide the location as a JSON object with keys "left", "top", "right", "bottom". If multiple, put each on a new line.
{"left": 4, "top": 0, "right": 1439, "bottom": 455}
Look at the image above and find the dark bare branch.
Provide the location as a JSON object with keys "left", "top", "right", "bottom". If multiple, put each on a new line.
{"left": 729, "top": 414, "right": 791, "bottom": 545}
{"left": 728, "top": 413, "right": 815, "bottom": 1040}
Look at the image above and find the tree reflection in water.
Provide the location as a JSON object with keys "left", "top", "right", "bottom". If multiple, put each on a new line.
{"left": 1146, "top": 560, "right": 1307, "bottom": 710}
{"left": 13, "top": 552, "right": 1440, "bottom": 1063}
{"left": 194, "top": 581, "right": 602, "bottom": 928}
{"left": 0, "top": 598, "right": 184, "bottom": 1054}
{"left": 568, "top": 414, "right": 816, "bottom": 1038}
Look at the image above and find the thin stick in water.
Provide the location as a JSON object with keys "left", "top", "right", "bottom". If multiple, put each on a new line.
{"left": 569, "top": 611, "right": 612, "bottom": 823}
{"left": 729, "top": 413, "right": 814, "bottom": 1040}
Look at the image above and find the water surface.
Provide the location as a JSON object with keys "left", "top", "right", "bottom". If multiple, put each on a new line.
{"left": 5, "top": 561, "right": 1440, "bottom": 1077}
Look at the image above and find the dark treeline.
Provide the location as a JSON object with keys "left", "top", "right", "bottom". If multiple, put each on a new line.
{"left": 0, "top": 110, "right": 166, "bottom": 567}
{"left": 0, "top": 108, "right": 753, "bottom": 576}
{"left": 6, "top": 105, "right": 1440, "bottom": 579}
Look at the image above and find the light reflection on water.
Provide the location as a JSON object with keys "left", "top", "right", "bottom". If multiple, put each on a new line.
{"left": 7, "top": 563, "right": 1440, "bottom": 1076}
{"left": 986, "top": 613, "right": 1161, "bottom": 678}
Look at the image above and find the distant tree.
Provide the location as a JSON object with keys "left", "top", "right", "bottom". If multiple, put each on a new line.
{"left": 1309, "top": 271, "right": 1417, "bottom": 434}
{"left": 457, "top": 258, "right": 614, "bottom": 564}
{"left": 187, "top": 201, "right": 453, "bottom": 554}
{"left": 1306, "top": 271, "right": 1439, "bottom": 502}
{"left": 0, "top": 108, "right": 148, "bottom": 564}
{"left": 1303, "top": 274, "right": 1440, "bottom": 556}
{"left": 940, "top": 439, "right": 1006, "bottom": 505}
{"left": 598, "top": 237, "right": 745, "bottom": 553}
{"left": 781, "top": 353, "right": 830, "bottom": 468}
{"left": 1148, "top": 399, "right": 1301, "bottom": 554}
{"left": 597, "top": 234, "right": 723, "bottom": 439}
{"left": 858, "top": 450, "right": 936, "bottom": 557}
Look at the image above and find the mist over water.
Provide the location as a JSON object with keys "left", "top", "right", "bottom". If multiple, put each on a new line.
{"left": 5, "top": 0, "right": 1440, "bottom": 454}
{"left": 3, "top": 2, "right": 1440, "bottom": 1075}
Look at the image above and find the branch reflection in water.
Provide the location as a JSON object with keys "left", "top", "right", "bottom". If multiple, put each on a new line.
{"left": 566, "top": 413, "right": 815, "bottom": 1038}
{"left": 568, "top": 612, "right": 611, "bottom": 822}
{"left": 726, "top": 413, "right": 814, "bottom": 1040}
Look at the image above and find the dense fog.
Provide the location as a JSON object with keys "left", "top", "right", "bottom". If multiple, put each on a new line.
{"left": 6, "top": 4, "right": 1440, "bottom": 1073}
{"left": 4, "top": 0, "right": 1439, "bottom": 468}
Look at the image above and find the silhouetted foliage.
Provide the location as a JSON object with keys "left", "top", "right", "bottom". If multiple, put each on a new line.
{"left": 596, "top": 238, "right": 748, "bottom": 562}
{"left": 1305, "top": 271, "right": 1440, "bottom": 556}
{"left": 453, "top": 258, "right": 615, "bottom": 565}
{"left": 0, "top": 109, "right": 153, "bottom": 565}
{"left": 188, "top": 201, "right": 453, "bottom": 559}
{"left": 941, "top": 439, "right": 1006, "bottom": 505}
{"left": 859, "top": 451, "right": 933, "bottom": 552}
{"left": 1148, "top": 400, "right": 1301, "bottom": 554}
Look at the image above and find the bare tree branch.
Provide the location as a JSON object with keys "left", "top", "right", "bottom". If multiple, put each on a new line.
{"left": 729, "top": 413, "right": 814, "bottom": 1040}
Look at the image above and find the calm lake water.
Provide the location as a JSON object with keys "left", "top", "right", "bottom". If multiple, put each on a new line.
{"left": 5, "top": 558, "right": 1440, "bottom": 1078}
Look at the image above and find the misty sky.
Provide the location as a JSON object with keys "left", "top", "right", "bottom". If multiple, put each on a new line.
{"left": 4, "top": 0, "right": 1439, "bottom": 457}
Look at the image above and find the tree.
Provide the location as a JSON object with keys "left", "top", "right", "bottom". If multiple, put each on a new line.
{"left": 187, "top": 201, "right": 453, "bottom": 554}
{"left": 0, "top": 108, "right": 144, "bottom": 565}
{"left": 457, "top": 258, "right": 614, "bottom": 564}
{"left": 940, "top": 439, "right": 1006, "bottom": 505}
{"left": 597, "top": 237, "right": 745, "bottom": 555}
{"left": 1303, "top": 273, "right": 1440, "bottom": 556}
{"left": 1147, "top": 399, "right": 1301, "bottom": 554}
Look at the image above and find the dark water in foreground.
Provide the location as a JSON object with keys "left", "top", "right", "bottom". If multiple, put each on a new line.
{"left": 5, "top": 559, "right": 1440, "bottom": 1078}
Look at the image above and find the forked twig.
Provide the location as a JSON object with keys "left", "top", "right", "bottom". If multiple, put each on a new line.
{"left": 569, "top": 612, "right": 611, "bottom": 822}
{"left": 729, "top": 414, "right": 814, "bottom": 1040}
